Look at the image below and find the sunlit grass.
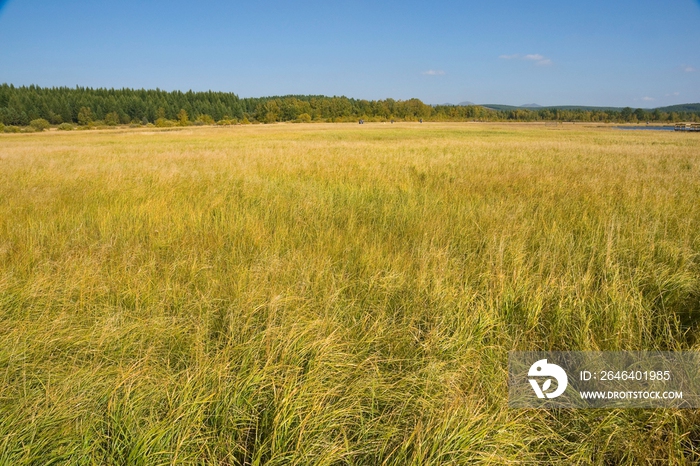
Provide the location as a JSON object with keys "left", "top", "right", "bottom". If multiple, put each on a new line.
{"left": 1, "top": 123, "right": 699, "bottom": 464}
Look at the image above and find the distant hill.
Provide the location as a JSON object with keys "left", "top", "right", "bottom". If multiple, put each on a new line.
{"left": 543, "top": 105, "right": 624, "bottom": 112}
{"left": 482, "top": 104, "right": 623, "bottom": 111}
{"left": 480, "top": 104, "right": 520, "bottom": 111}
{"left": 476, "top": 103, "right": 700, "bottom": 112}
{"left": 457, "top": 101, "right": 475, "bottom": 106}
{"left": 655, "top": 103, "right": 700, "bottom": 113}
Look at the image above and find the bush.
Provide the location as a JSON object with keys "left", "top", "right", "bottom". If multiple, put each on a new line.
{"left": 57, "top": 123, "right": 74, "bottom": 131}
{"left": 4, "top": 125, "right": 20, "bottom": 133}
{"left": 297, "top": 113, "right": 312, "bottom": 123}
{"left": 30, "top": 118, "right": 50, "bottom": 131}
{"left": 21, "top": 126, "right": 37, "bottom": 133}
{"left": 264, "top": 112, "right": 278, "bottom": 124}
{"left": 104, "top": 112, "right": 120, "bottom": 126}
{"left": 195, "top": 114, "right": 215, "bottom": 125}
{"left": 0, "top": 123, "right": 4, "bottom": 132}
{"left": 155, "top": 118, "right": 175, "bottom": 128}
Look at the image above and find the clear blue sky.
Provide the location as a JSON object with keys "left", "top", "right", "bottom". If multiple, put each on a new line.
{"left": 1, "top": 0, "right": 698, "bottom": 107}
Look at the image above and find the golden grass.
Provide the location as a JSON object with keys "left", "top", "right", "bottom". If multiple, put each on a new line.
{"left": 0, "top": 123, "right": 699, "bottom": 464}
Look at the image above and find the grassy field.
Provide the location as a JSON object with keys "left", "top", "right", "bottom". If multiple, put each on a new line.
{"left": 1, "top": 123, "right": 699, "bottom": 464}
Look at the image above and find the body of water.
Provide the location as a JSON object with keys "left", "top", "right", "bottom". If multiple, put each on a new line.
{"left": 617, "top": 126, "right": 675, "bottom": 131}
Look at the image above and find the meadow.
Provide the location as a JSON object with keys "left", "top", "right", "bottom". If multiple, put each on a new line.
{"left": 0, "top": 123, "right": 699, "bottom": 464}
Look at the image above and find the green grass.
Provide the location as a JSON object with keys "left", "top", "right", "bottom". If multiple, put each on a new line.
{"left": 1, "top": 123, "right": 699, "bottom": 464}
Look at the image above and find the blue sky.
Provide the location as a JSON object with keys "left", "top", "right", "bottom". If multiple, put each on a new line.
{"left": 0, "top": 0, "right": 698, "bottom": 107}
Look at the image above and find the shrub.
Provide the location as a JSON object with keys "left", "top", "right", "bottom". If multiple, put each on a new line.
{"left": 155, "top": 118, "right": 175, "bottom": 128}
{"left": 195, "top": 114, "right": 215, "bottom": 125}
{"left": 89, "top": 120, "right": 106, "bottom": 130}
{"left": 298, "top": 113, "right": 312, "bottom": 123}
{"left": 21, "top": 126, "right": 37, "bottom": 133}
{"left": 30, "top": 118, "right": 50, "bottom": 131}
{"left": 4, "top": 125, "right": 20, "bottom": 133}
{"left": 104, "top": 112, "right": 120, "bottom": 126}
{"left": 57, "top": 123, "right": 74, "bottom": 131}
{"left": 0, "top": 123, "right": 4, "bottom": 132}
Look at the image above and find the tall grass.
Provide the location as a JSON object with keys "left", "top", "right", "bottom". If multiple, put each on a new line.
{"left": 0, "top": 123, "right": 699, "bottom": 464}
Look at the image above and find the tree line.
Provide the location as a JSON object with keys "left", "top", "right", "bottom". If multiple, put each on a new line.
{"left": 1, "top": 83, "right": 699, "bottom": 127}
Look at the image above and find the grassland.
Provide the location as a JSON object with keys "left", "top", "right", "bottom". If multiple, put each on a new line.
{"left": 0, "top": 123, "right": 699, "bottom": 464}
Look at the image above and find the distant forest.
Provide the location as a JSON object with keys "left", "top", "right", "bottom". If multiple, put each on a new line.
{"left": 1, "top": 84, "right": 699, "bottom": 127}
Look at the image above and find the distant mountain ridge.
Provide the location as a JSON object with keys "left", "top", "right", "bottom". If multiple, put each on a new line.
{"left": 476, "top": 103, "right": 700, "bottom": 112}
{"left": 658, "top": 103, "right": 700, "bottom": 113}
